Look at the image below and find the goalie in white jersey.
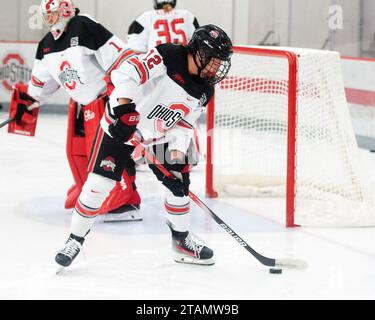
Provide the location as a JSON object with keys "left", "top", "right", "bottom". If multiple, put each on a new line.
{"left": 7, "top": 0, "right": 141, "bottom": 222}
{"left": 127, "top": 0, "right": 199, "bottom": 53}
{"left": 55, "top": 25, "right": 233, "bottom": 269}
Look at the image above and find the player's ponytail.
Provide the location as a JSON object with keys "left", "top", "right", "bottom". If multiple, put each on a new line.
{"left": 75, "top": 8, "right": 80, "bottom": 15}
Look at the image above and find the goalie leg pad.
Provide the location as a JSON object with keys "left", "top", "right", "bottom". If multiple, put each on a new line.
{"left": 82, "top": 96, "right": 106, "bottom": 157}
{"left": 65, "top": 96, "right": 108, "bottom": 209}
{"left": 65, "top": 99, "right": 87, "bottom": 209}
{"left": 99, "top": 158, "right": 141, "bottom": 215}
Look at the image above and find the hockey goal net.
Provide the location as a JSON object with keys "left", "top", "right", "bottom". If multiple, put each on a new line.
{"left": 206, "top": 46, "right": 375, "bottom": 227}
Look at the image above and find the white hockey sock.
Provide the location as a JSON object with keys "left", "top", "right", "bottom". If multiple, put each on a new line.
{"left": 70, "top": 209, "right": 97, "bottom": 238}
{"left": 164, "top": 194, "right": 190, "bottom": 232}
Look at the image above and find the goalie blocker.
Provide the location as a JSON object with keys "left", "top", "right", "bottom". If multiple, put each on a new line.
{"left": 8, "top": 83, "right": 40, "bottom": 136}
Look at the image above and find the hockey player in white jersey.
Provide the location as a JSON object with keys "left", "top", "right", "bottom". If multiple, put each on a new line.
{"left": 127, "top": 0, "right": 200, "bottom": 169}
{"left": 8, "top": 0, "right": 141, "bottom": 222}
{"left": 127, "top": 0, "right": 199, "bottom": 53}
{"left": 55, "top": 24, "right": 233, "bottom": 269}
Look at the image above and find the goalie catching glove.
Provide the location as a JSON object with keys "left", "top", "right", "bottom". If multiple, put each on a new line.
{"left": 108, "top": 102, "right": 140, "bottom": 143}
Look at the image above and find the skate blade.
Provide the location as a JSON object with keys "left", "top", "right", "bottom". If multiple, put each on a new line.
{"left": 174, "top": 255, "right": 215, "bottom": 266}
{"left": 56, "top": 265, "right": 65, "bottom": 275}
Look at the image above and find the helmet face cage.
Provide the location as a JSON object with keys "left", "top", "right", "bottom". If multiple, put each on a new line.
{"left": 153, "top": 0, "right": 176, "bottom": 10}
{"left": 40, "top": 0, "right": 75, "bottom": 39}
{"left": 188, "top": 25, "right": 233, "bottom": 85}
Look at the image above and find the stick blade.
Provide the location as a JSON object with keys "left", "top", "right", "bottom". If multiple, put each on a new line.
{"left": 275, "top": 258, "right": 308, "bottom": 269}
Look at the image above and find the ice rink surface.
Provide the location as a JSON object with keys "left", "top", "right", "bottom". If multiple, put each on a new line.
{"left": 0, "top": 113, "right": 375, "bottom": 300}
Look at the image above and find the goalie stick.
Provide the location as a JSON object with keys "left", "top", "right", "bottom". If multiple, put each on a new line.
{"left": 0, "top": 117, "right": 14, "bottom": 129}
{"left": 130, "top": 139, "right": 307, "bottom": 269}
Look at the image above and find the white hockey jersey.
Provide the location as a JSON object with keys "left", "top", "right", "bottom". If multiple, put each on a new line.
{"left": 28, "top": 15, "right": 132, "bottom": 106}
{"left": 102, "top": 44, "right": 214, "bottom": 154}
{"left": 127, "top": 9, "right": 199, "bottom": 53}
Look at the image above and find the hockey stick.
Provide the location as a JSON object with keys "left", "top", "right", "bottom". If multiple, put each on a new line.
{"left": 0, "top": 117, "right": 14, "bottom": 129}
{"left": 130, "top": 139, "right": 307, "bottom": 269}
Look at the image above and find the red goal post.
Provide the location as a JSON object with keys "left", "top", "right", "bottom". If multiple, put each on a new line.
{"left": 205, "top": 45, "right": 375, "bottom": 228}
{"left": 206, "top": 46, "right": 298, "bottom": 227}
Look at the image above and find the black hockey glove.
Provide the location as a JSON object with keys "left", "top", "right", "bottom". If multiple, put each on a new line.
{"left": 149, "top": 163, "right": 190, "bottom": 197}
{"left": 108, "top": 102, "right": 140, "bottom": 143}
{"left": 162, "top": 173, "right": 190, "bottom": 197}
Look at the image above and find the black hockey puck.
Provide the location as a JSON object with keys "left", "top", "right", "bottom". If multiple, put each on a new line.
{"left": 269, "top": 268, "right": 282, "bottom": 274}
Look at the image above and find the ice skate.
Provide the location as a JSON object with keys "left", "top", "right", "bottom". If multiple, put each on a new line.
{"left": 171, "top": 230, "right": 214, "bottom": 266}
{"left": 55, "top": 233, "right": 84, "bottom": 273}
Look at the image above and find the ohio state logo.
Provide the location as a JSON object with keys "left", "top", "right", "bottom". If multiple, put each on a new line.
{"left": 148, "top": 103, "right": 191, "bottom": 134}
{"left": 58, "top": 60, "right": 84, "bottom": 90}
{"left": 0, "top": 54, "right": 32, "bottom": 91}
{"left": 100, "top": 157, "right": 116, "bottom": 172}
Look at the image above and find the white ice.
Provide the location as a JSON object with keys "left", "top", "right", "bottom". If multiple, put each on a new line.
{"left": 0, "top": 113, "right": 375, "bottom": 300}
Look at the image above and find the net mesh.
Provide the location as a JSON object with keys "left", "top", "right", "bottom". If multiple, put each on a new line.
{"left": 210, "top": 46, "right": 375, "bottom": 226}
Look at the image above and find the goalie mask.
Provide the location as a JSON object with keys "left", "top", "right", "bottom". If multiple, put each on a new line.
{"left": 40, "top": 0, "right": 76, "bottom": 40}
{"left": 188, "top": 24, "right": 233, "bottom": 85}
{"left": 153, "top": 0, "right": 176, "bottom": 10}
